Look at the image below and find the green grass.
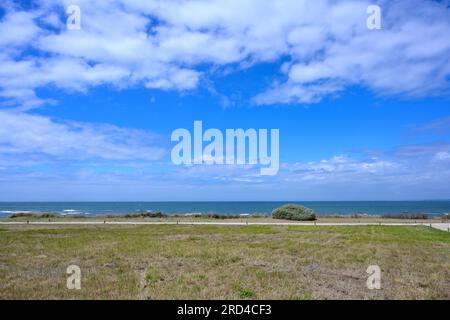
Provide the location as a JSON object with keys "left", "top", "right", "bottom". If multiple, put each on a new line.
{"left": 236, "top": 286, "right": 256, "bottom": 298}
{"left": 0, "top": 224, "right": 449, "bottom": 299}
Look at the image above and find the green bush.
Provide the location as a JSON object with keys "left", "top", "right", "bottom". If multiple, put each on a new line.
{"left": 124, "top": 211, "right": 165, "bottom": 218}
{"left": 382, "top": 213, "right": 428, "bottom": 220}
{"left": 271, "top": 204, "right": 316, "bottom": 221}
{"left": 9, "top": 212, "right": 57, "bottom": 219}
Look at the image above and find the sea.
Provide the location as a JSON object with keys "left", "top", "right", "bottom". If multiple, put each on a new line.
{"left": 1, "top": 201, "right": 450, "bottom": 217}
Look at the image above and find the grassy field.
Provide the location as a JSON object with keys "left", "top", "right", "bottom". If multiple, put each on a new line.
{"left": 0, "top": 224, "right": 449, "bottom": 299}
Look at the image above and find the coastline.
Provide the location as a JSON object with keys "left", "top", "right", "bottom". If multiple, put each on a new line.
{"left": 2, "top": 211, "right": 449, "bottom": 226}
{"left": 2, "top": 201, "right": 450, "bottom": 218}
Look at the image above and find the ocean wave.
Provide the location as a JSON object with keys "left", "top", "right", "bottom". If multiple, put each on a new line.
{"left": 60, "top": 209, "right": 90, "bottom": 216}
{"left": 0, "top": 210, "right": 33, "bottom": 214}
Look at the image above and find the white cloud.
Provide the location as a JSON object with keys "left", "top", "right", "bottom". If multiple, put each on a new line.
{"left": 0, "top": 110, "right": 166, "bottom": 162}
{"left": 434, "top": 152, "right": 450, "bottom": 161}
{"left": 0, "top": 0, "right": 449, "bottom": 108}
{"left": 279, "top": 156, "right": 399, "bottom": 184}
{"left": 0, "top": 10, "right": 41, "bottom": 49}
{"left": 255, "top": 1, "right": 450, "bottom": 104}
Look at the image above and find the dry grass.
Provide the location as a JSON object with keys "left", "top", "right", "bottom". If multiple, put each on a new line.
{"left": 0, "top": 224, "right": 449, "bottom": 300}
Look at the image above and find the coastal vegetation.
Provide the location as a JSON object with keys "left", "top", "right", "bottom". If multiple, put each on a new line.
{"left": 8, "top": 212, "right": 57, "bottom": 219}
{"left": 272, "top": 204, "right": 316, "bottom": 221}
{"left": 381, "top": 213, "right": 428, "bottom": 220}
{"left": 5, "top": 212, "right": 449, "bottom": 223}
{"left": 123, "top": 212, "right": 165, "bottom": 218}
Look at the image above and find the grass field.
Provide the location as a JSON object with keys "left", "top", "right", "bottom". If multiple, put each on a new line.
{"left": 0, "top": 224, "right": 449, "bottom": 299}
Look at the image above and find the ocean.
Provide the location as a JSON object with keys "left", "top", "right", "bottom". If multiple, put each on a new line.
{"left": 1, "top": 201, "right": 450, "bottom": 217}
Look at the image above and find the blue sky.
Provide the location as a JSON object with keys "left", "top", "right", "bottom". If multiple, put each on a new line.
{"left": 0, "top": 0, "right": 450, "bottom": 201}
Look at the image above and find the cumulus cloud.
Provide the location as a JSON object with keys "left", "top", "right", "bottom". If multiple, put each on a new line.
{"left": 0, "top": 10, "right": 41, "bottom": 49}
{"left": 283, "top": 156, "right": 397, "bottom": 179}
{"left": 0, "top": 0, "right": 449, "bottom": 108}
{"left": 254, "top": 0, "right": 450, "bottom": 104}
{"left": 1, "top": 1, "right": 450, "bottom": 200}
{"left": 0, "top": 110, "right": 166, "bottom": 162}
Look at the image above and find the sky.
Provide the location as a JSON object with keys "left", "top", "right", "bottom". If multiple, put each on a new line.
{"left": 0, "top": 0, "right": 450, "bottom": 201}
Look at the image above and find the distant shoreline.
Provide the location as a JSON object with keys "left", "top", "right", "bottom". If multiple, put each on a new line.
{"left": 2, "top": 211, "right": 449, "bottom": 224}
{"left": 1, "top": 201, "right": 450, "bottom": 217}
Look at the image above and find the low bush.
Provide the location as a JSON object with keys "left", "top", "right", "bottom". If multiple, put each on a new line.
{"left": 382, "top": 213, "right": 428, "bottom": 220}
{"left": 172, "top": 213, "right": 265, "bottom": 219}
{"left": 272, "top": 204, "right": 316, "bottom": 221}
{"left": 124, "top": 211, "right": 165, "bottom": 218}
{"left": 9, "top": 212, "right": 57, "bottom": 219}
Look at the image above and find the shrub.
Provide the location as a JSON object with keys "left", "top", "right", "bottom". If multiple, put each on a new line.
{"left": 40, "top": 213, "right": 57, "bottom": 218}
{"left": 271, "top": 204, "right": 316, "bottom": 221}
{"left": 9, "top": 212, "right": 35, "bottom": 219}
{"left": 382, "top": 213, "right": 428, "bottom": 220}
{"left": 9, "top": 212, "right": 57, "bottom": 219}
{"left": 124, "top": 211, "right": 165, "bottom": 218}
{"left": 172, "top": 213, "right": 260, "bottom": 219}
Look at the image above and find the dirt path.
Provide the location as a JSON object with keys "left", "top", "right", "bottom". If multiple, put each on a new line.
{"left": 1, "top": 220, "right": 449, "bottom": 231}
